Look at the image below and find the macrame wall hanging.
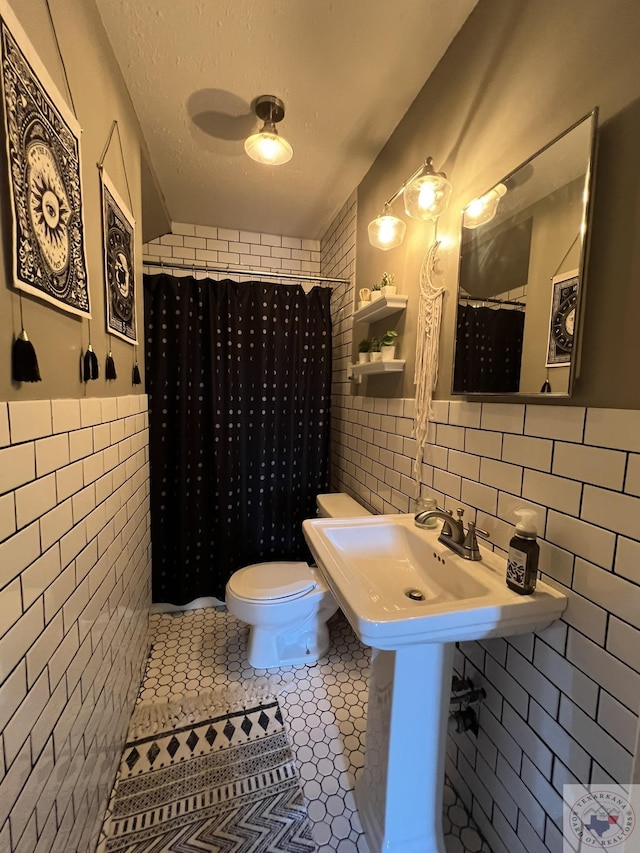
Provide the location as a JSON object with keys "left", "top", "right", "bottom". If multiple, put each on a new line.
{"left": 1, "top": 0, "right": 90, "bottom": 381}
{"left": 413, "top": 234, "right": 445, "bottom": 499}
{"left": 98, "top": 119, "right": 138, "bottom": 383}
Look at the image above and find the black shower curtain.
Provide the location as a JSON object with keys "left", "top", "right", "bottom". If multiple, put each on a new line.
{"left": 144, "top": 274, "right": 332, "bottom": 605}
{"left": 453, "top": 304, "right": 525, "bottom": 393}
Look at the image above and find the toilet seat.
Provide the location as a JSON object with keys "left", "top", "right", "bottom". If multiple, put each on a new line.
{"left": 228, "top": 562, "right": 317, "bottom": 602}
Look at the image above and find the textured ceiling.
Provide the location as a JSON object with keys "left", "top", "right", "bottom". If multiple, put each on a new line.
{"left": 95, "top": 0, "right": 477, "bottom": 239}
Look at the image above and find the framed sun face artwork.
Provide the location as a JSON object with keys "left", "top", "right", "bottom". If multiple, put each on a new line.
{"left": 101, "top": 170, "right": 137, "bottom": 344}
{"left": 0, "top": 0, "right": 90, "bottom": 317}
{"left": 546, "top": 270, "right": 579, "bottom": 367}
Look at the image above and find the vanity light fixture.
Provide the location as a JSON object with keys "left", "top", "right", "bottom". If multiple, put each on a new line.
{"left": 368, "top": 157, "right": 452, "bottom": 250}
{"left": 462, "top": 183, "right": 507, "bottom": 229}
{"left": 244, "top": 95, "right": 293, "bottom": 166}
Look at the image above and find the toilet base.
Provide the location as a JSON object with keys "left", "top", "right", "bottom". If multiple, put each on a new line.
{"left": 246, "top": 620, "right": 331, "bottom": 669}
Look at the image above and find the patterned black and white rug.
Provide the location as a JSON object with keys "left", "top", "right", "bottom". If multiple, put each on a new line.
{"left": 100, "top": 695, "right": 315, "bottom": 852}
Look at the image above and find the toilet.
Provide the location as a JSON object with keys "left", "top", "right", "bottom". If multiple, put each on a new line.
{"left": 225, "top": 493, "right": 370, "bottom": 668}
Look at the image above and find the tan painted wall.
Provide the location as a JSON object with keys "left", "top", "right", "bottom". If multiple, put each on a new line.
{"left": 0, "top": 0, "right": 147, "bottom": 401}
{"left": 356, "top": 0, "right": 640, "bottom": 409}
{"left": 519, "top": 181, "right": 582, "bottom": 394}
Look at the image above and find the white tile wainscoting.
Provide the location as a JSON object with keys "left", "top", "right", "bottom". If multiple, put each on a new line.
{"left": 0, "top": 395, "right": 151, "bottom": 853}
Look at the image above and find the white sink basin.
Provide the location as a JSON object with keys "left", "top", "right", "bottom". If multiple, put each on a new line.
{"left": 303, "top": 513, "right": 567, "bottom": 649}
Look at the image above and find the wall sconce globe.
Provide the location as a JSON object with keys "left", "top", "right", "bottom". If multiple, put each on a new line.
{"left": 403, "top": 158, "right": 452, "bottom": 221}
{"left": 463, "top": 183, "right": 507, "bottom": 229}
{"left": 368, "top": 213, "right": 407, "bottom": 250}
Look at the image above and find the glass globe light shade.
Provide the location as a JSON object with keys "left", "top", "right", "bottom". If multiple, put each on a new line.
{"left": 368, "top": 213, "right": 406, "bottom": 250}
{"left": 463, "top": 183, "right": 507, "bottom": 229}
{"left": 403, "top": 160, "right": 452, "bottom": 221}
{"left": 244, "top": 125, "right": 293, "bottom": 166}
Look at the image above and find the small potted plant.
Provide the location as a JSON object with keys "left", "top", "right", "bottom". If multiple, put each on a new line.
{"left": 370, "top": 281, "right": 383, "bottom": 301}
{"left": 380, "top": 272, "right": 396, "bottom": 297}
{"left": 357, "top": 339, "right": 371, "bottom": 364}
{"left": 379, "top": 330, "right": 398, "bottom": 360}
{"left": 369, "top": 337, "right": 382, "bottom": 361}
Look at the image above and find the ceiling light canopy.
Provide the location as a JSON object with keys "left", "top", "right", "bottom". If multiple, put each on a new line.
{"left": 244, "top": 95, "right": 293, "bottom": 166}
{"left": 368, "top": 157, "right": 452, "bottom": 250}
{"left": 463, "top": 183, "right": 507, "bottom": 229}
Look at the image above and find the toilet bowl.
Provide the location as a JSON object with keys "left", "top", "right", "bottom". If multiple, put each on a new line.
{"left": 225, "top": 493, "right": 370, "bottom": 668}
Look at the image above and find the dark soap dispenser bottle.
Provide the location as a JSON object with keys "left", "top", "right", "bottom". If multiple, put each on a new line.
{"left": 506, "top": 510, "right": 539, "bottom": 595}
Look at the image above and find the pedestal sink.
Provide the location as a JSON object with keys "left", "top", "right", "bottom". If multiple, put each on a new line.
{"left": 303, "top": 514, "right": 567, "bottom": 853}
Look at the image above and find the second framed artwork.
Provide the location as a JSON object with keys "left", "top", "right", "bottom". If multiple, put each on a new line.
{"left": 101, "top": 170, "right": 137, "bottom": 344}
{"left": 546, "top": 269, "right": 579, "bottom": 368}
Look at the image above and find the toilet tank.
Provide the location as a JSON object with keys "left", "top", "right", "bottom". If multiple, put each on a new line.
{"left": 316, "top": 493, "right": 371, "bottom": 518}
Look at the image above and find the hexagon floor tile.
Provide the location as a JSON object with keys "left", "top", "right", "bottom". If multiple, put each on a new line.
{"left": 108, "top": 607, "right": 492, "bottom": 853}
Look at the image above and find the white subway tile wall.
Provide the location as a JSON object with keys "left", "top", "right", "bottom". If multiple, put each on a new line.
{"left": 143, "top": 221, "right": 321, "bottom": 279}
{"left": 320, "top": 196, "right": 640, "bottom": 853}
{"left": 0, "top": 396, "right": 151, "bottom": 853}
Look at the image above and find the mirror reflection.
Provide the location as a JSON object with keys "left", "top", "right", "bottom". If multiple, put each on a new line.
{"left": 452, "top": 110, "right": 597, "bottom": 397}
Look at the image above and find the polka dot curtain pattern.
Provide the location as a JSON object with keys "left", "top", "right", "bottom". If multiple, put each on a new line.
{"left": 453, "top": 304, "right": 525, "bottom": 394}
{"left": 144, "top": 275, "right": 332, "bottom": 604}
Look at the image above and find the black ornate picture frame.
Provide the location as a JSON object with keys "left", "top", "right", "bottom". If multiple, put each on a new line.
{"left": 101, "top": 170, "right": 137, "bottom": 344}
{"left": 0, "top": 1, "right": 90, "bottom": 317}
{"left": 546, "top": 270, "right": 579, "bottom": 367}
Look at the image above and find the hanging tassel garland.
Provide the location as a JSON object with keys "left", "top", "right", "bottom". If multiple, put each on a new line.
{"left": 12, "top": 329, "right": 41, "bottom": 382}
{"left": 83, "top": 344, "right": 99, "bottom": 381}
{"left": 105, "top": 351, "right": 117, "bottom": 379}
{"left": 132, "top": 361, "right": 141, "bottom": 385}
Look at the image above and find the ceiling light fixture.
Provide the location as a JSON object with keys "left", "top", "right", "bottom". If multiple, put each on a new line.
{"left": 368, "top": 157, "right": 452, "bottom": 250}
{"left": 244, "top": 95, "right": 293, "bottom": 166}
{"left": 463, "top": 183, "right": 507, "bottom": 229}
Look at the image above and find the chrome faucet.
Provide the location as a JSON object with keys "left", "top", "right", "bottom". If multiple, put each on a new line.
{"left": 414, "top": 507, "right": 488, "bottom": 561}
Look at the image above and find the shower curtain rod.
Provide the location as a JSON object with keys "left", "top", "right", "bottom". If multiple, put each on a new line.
{"left": 459, "top": 295, "right": 525, "bottom": 307}
{"left": 143, "top": 260, "right": 349, "bottom": 286}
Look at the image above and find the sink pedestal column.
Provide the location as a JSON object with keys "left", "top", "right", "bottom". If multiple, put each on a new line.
{"left": 356, "top": 642, "right": 454, "bottom": 853}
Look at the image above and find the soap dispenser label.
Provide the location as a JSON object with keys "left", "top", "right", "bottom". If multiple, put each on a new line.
{"left": 507, "top": 547, "right": 527, "bottom": 588}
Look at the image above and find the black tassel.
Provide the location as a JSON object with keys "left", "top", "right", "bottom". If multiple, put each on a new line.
{"left": 540, "top": 368, "right": 552, "bottom": 393}
{"left": 132, "top": 362, "right": 141, "bottom": 385}
{"left": 105, "top": 351, "right": 117, "bottom": 379}
{"left": 83, "top": 344, "right": 99, "bottom": 381}
{"left": 12, "top": 329, "right": 41, "bottom": 382}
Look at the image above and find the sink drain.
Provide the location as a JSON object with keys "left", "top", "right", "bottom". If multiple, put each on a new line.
{"left": 406, "top": 589, "right": 425, "bottom": 601}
